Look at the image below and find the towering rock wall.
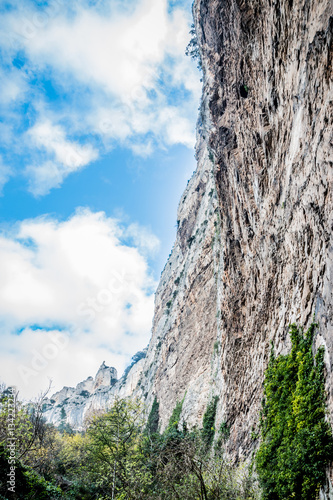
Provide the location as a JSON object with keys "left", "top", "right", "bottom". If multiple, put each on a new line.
{"left": 138, "top": 0, "right": 333, "bottom": 462}
{"left": 44, "top": 0, "right": 333, "bottom": 472}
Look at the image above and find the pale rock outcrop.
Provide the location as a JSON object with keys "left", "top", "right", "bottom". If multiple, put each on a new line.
{"left": 43, "top": 354, "right": 146, "bottom": 430}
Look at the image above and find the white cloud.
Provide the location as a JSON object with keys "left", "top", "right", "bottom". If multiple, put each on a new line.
{"left": 28, "top": 121, "right": 97, "bottom": 169}
{"left": 0, "top": 209, "right": 157, "bottom": 399}
{"left": 0, "top": 66, "right": 27, "bottom": 105}
{"left": 0, "top": 0, "right": 201, "bottom": 194}
{"left": 19, "top": 0, "right": 186, "bottom": 97}
{"left": 26, "top": 120, "right": 98, "bottom": 195}
{"left": 126, "top": 222, "right": 160, "bottom": 255}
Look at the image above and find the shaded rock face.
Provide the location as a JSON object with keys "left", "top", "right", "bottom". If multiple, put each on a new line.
{"left": 196, "top": 0, "right": 333, "bottom": 456}
{"left": 138, "top": 0, "right": 333, "bottom": 466}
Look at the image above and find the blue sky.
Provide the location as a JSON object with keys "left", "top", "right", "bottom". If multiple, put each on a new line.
{"left": 0, "top": 0, "right": 201, "bottom": 398}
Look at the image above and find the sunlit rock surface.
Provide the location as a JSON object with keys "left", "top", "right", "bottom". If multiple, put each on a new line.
{"left": 44, "top": 0, "right": 332, "bottom": 491}
{"left": 138, "top": 0, "right": 333, "bottom": 472}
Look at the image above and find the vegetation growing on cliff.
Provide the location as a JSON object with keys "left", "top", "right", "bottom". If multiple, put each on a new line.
{"left": 256, "top": 322, "right": 333, "bottom": 499}
{"left": 121, "top": 350, "right": 147, "bottom": 383}
{"left": 165, "top": 397, "right": 184, "bottom": 432}
{"left": 146, "top": 396, "right": 159, "bottom": 435}
{"left": 185, "top": 23, "right": 202, "bottom": 70}
{"left": 202, "top": 396, "right": 219, "bottom": 448}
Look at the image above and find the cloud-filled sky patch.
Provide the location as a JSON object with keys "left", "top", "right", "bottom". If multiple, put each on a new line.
{"left": 0, "top": 0, "right": 200, "bottom": 195}
{"left": 0, "top": 0, "right": 200, "bottom": 398}
{"left": 0, "top": 209, "right": 158, "bottom": 398}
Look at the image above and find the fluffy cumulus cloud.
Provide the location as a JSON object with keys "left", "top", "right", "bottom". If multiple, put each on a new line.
{"left": 0, "top": 209, "right": 158, "bottom": 399}
{"left": 0, "top": 0, "right": 200, "bottom": 194}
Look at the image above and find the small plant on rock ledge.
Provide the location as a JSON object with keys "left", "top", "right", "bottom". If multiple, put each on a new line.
{"left": 187, "top": 235, "right": 196, "bottom": 247}
{"left": 185, "top": 23, "right": 202, "bottom": 70}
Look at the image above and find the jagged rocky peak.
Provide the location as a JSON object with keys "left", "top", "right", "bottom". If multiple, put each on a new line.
{"left": 93, "top": 361, "right": 117, "bottom": 391}
{"left": 75, "top": 376, "right": 94, "bottom": 395}
{"left": 43, "top": 351, "right": 146, "bottom": 429}
{"left": 42, "top": 362, "right": 118, "bottom": 429}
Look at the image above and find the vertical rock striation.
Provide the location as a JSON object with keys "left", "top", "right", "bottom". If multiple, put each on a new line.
{"left": 44, "top": 0, "right": 333, "bottom": 482}
{"left": 139, "top": 0, "right": 333, "bottom": 465}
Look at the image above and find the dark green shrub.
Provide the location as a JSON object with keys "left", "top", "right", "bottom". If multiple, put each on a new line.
{"left": 0, "top": 445, "right": 63, "bottom": 499}
{"left": 79, "top": 390, "right": 90, "bottom": 398}
{"left": 187, "top": 235, "right": 195, "bottom": 246}
{"left": 146, "top": 397, "right": 160, "bottom": 435}
{"left": 122, "top": 350, "right": 147, "bottom": 382}
{"left": 215, "top": 421, "right": 230, "bottom": 451}
{"left": 256, "top": 322, "right": 333, "bottom": 499}
{"left": 202, "top": 396, "right": 219, "bottom": 448}
{"left": 166, "top": 399, "right": 184, "bottom": 433}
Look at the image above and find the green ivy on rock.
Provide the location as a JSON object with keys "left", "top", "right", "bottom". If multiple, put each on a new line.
{"left": 256, "top": 322, "right": 333, "bottom": 499}
{"left": 202, "top": 396, "right": 219, "bottom": 449}
{"left": 146, "top": 397, "right": 160, "bottom": 435}
{"left": 166, "top": 398, "right": 184, "bottom": 433}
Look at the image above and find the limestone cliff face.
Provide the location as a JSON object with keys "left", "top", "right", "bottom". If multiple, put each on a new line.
{"left": 44, "top": 0, "right": 332, "bottom": 476}
{"left": 138, "top": 0, "right": 333, "bottom": 463}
